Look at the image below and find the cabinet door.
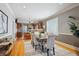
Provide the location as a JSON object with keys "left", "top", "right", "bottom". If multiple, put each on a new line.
{"left": 24, "top": 33, "right": 31, "bottom": 40}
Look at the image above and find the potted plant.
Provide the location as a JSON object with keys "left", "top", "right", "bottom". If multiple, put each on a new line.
{"left": 68, "top": 16, "right": 79, "bottom": 37}
{"left": 68, "top": 22, "right": 77, "bottom": 33}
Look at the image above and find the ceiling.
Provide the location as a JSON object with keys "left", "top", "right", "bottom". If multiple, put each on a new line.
{"left": 7, "top": 3, "right": 79, "bottom": 23}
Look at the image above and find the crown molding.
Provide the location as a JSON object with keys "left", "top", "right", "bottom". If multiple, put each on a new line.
{"left": 5, "top": 3, "right": 15, "bottom": 19}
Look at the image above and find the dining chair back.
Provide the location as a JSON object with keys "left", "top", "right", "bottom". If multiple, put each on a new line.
{"left": 32, "top": 33, "right": 39, "bottom": 50}
{"left": 46, "top": 34, "right": 56, "bottom": 56}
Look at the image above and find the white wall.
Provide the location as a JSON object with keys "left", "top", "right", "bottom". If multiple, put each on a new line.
{"left": 59, "top": 6, "right": 79, "bottom": 35}
{"left": 47, "top": 17, "right": 59, "bottom": 35}
{"left": 46, "top": 6, "right": 79, "bottom": 36}
{"left": 0, "top": 4, "right": 16, "bottom": 38}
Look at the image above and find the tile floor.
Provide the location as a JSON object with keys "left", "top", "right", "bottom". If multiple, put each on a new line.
{"left": 24, "top": 41, "right": 77, "bottom": 56}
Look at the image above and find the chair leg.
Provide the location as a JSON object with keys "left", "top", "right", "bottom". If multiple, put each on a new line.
{"left": 53, "top": 47, "right": 55, "bottom": 55}
{"left": 35, "top": 45, "right": 37, "bottom": 50}
{"left": 42, "top": 45, "right": 44, "bottom": 52}
{"left": 47, "top": 48, "right": 55, "bottom": 56}
{"left": 47, "top": 49, "right": 49, "bottom": 56}
{"left": 32, "top": 42, "right": 34, "bottom": 48}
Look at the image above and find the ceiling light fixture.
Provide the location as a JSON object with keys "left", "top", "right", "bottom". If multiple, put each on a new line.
{"left": 59, "top": 3, "right": 63, "bottom": 5}
{"left": 23, "top": 6, "right": 26, "bottom": 8}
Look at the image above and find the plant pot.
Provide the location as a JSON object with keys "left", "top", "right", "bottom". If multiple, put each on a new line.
{"left": 74, "top": 30, "right": 79, "bottom": 37}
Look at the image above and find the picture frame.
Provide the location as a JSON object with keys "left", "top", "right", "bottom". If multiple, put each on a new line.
{"left": 0, "top": 10, "right": 8, "bottom": 34}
